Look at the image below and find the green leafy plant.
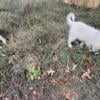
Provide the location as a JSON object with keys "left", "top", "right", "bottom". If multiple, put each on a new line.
{"left": 27, "top": 64, "right": 41, "bottom": 80}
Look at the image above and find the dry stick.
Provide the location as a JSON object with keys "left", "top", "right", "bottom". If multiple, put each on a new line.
{"left": 52, "top": 39, "right": 65, "bottom": 51}
{"left": 0, "top": 71, "right": 6, "bottom": 80}
{"left": 66, "top": 56, "right": 70, "bottom": 72}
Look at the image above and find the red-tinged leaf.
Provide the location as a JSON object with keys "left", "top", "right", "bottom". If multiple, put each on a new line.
{"left": 64, "top": 91, "right": 73, "bottom": 100}
{"left": 0, "top": 92, "right": 4, "bottom": 98}
{"left": 84, "top": 57, "right": 96, "bottom": 70}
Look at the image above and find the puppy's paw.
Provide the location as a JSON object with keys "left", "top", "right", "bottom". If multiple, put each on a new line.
{"left": 68, "top": 43, "right": 73, "bottom": 48}
{"left": 89, "top": 51, "right": 99, "bottom": 55}
{"left": 94, "top": 52, "right": 99, "bottom": 55}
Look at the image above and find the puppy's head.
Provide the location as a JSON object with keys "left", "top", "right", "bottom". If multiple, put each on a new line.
{"left": 71, "top": 39, "right": 81, "bottom": 46}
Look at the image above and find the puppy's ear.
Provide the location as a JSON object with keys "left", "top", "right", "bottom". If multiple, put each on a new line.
{"left": 71, "top": 41, "right": 77, "bottom": 46}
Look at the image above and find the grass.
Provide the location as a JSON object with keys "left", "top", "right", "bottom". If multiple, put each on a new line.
{"left": 0, "top": 0, "right": 100, "bottom": 100}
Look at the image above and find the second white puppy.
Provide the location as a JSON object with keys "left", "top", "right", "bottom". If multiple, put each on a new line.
{"left": 0, "top": 35, "right": 6, "bottom": 44}
{"left": 0, "top": 35, "right": 6, "bottom": 48}
{"left": 67, "top": 12, "right": 100, "bottom": 52}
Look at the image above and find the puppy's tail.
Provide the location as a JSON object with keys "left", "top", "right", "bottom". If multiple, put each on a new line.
{"left": 66, "top": 12, "right": 75, "bottom": 27}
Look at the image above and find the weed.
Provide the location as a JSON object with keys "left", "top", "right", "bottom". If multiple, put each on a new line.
{"left": 27, "top": 64, "right": 40, "bottom": 80}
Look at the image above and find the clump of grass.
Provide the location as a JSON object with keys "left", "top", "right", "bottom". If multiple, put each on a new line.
{"left": 27, "top": 64, "right": 41, "bottom": 80}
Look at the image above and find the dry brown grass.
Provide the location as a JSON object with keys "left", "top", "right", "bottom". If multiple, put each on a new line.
{"left": 0, "top": 0, "right": 100, "bottom": 100}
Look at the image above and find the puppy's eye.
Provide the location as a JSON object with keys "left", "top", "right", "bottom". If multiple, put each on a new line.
{"left": 71, "top": 39, "right": 82, "bottom": 46}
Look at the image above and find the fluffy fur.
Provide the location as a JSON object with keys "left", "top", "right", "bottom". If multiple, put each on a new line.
{"left": 67, "top": 12, "right": 100, "bottom": 52}
{"left": 0, "top": 35, "right": 6, "bottom": 47}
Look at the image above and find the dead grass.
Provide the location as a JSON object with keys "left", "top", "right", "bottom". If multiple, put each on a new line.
{"left": 0, "top": 0, "right": 100, "bottom": 100}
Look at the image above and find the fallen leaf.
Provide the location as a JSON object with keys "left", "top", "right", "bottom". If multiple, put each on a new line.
{"left": 50, "top": 79, "right": 57, "bottom": 84}
{"left": 4, "top": 98, "right": 9, "bottom": 100}
{"left": 8, "top": 55, "right": 17, "bottom": 64}
{"left": 29, "top": 87, "right": 33, "bottom": 90}
{"left": 81, "top": 69, "right": 92, "bottom": 80}
{"left": 64, "top": 91, "right": 73, "bottom": 100}
{"left": 53, "top": 55, "right": 58, "bottom": 62}
{"left": 85, "top": 57, "right": 96, "bottom": 70}
{"left": 71, "top": 64, "right": 77, "bottom": 71}
{"left": 31, "top": 90, "right": 38, "bottom": 100}
{"left": 65, "top": 66, "right": 70, "bottom": 73}
{"left": 33, "top": 90, "right": 37, "bottom": 95}
{"left": 0, "top": 92, "right": 4, "bottom": 98}
{"left": 47, "top": 68, "right": 55, "bottom": 76}
{"left": 65, "top": 57, "right": 70, "bottom": 73}
{"left": 66, "top": 63, "right": 77, "bottom": 72}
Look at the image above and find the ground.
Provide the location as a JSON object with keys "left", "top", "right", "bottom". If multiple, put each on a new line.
{"left": 0, "top": 0, "right": 100, "bottom": 100}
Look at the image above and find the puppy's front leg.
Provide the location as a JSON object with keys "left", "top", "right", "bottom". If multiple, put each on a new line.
{"left": 79, "top": 42, "right": 85, "bottom": 48}
{"left": 68, "top": 37, "right": 76, "bottom": 48}
{"left": 91, "top": 46, "right": 99, "bottom": 55}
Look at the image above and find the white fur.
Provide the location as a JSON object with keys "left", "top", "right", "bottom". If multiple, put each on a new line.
{"left": 0, "top": 35, "right": 6, "bottom": 45}
{"left": 67, "top": 12, "right": 100, "bottom": 52}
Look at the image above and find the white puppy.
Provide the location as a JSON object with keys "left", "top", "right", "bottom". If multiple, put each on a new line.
{"left": 0, "top": 35, "right": 6, "bottom": 48}
{"left": 67, "top": 12, "right": 100, "bottom": 52}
